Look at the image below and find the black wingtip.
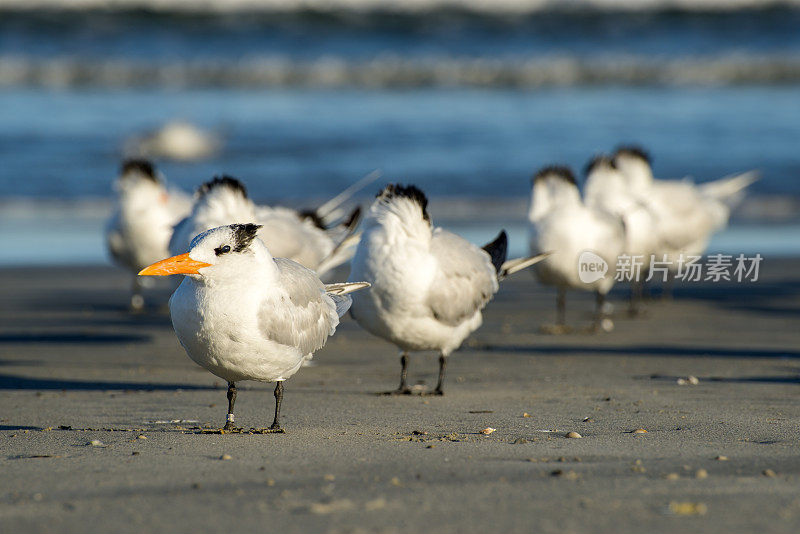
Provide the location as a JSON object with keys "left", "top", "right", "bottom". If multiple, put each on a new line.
{"left": 343, "top": 205, "right": 362, "bottom": 231}
{"left": 299, "top": 209, "right": 326, "bottom": 229}
{"left": 482, "top": 230, "right": 508, "bottom": 275}
{"left": 197, "top": 175, "right": 249, "bottom": 199}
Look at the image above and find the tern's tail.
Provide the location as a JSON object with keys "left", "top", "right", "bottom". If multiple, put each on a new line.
{"left": 498, "top": 252, "right": 553, "bottom": 280}
{"left": 700, "top": 170, "right": 760, "bottom": 205}
{"left": 325, "top": 281, "right": 371, "bottom": 318}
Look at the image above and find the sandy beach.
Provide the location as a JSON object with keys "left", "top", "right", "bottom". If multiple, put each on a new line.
{"left": 1, "top": 260, "right": 798, "bottom": 533}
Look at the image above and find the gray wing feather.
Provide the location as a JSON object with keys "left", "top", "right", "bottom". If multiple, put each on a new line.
{"left": 329, "top": 293, "right": 353, "bottom": 318}
{"left": 258, "top": 258, "right": 339, "bottom": 355}
{"left": 426, "top": 229, "right": 499, "bottom": 326}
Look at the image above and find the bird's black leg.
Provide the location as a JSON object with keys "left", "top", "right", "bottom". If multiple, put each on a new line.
{"left": 556, "top": 287, "right": 566, "bottom": 327}
{"left": 269, "top": 382, "right": 285, "bottom": 432}
{"left": 540, "top": 287, "right": 571, "bottom": 334}
{"left": 130, "top": 277, "right": 144, "bottom": 312}
{"left": 591, "top": 291, "right": 613, "bottom": 333}
{"left": 223, "top": 381, "right": 237, "bottom": 431}
{"left": 433, "top": 354, "right": 447, "bottom": 396}
{"left": 629, "top": 280, "right": 644, "bottom": 316}
{"left": 662, "top": 272, "right": 674, "bottom": 300}
{"left": 383, "top": 352, "right": 411, "bottom": 395}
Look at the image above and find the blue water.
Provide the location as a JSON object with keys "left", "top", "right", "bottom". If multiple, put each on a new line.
{"left": 1, "top": 87, "right": 799, "bottom": 200}
{"left": 1, "top": 3, "right": 799, "bottom": 264}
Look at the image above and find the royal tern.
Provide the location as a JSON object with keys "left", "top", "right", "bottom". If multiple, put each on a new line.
{"left": 613, "top": 146, "right": 759, "bottom": 293}
{"left": 348, "top": 184, "right": 549, "bottom": 395}
{"left": 584, "top": 155, "right": 660, "bottom": 313}
{"left": 105, "top": 159, "right": 192, "bottom": 310}
{"left": 169, "top": 176, "right": 361, "bottom": 277}
{"left": 528, "top": 166, "right": 625, "bottom": 333}
{"left": 139, "top": 223, "right": 369, "bottom": 431}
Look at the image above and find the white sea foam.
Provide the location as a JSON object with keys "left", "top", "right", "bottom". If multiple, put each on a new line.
{"left": 2, "top": 54, "right": 800, "bottom": 88}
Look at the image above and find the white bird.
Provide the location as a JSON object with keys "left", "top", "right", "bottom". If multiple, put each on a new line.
{"left": 584, "top": 155, "right": 660, "bottom": 313}
{"left": 105, "top": 159, "right": 192, "bottom": 311}
{"left": 126, "top": 120, "right": 220, "bottom": 162}
{"left": 169, "top": 176, "right": 361, "bottom": 278}
{"left": 528, "top": 166, "right": 625, "bottom": 333}
{"left": 348, "top": 184, "right": 549, "bottom": 395}
{"left": 613, "top": 146, "right": 759, "bottom": 292}
{"left": 139, "top": 223, "right": 369, "bottom": 432}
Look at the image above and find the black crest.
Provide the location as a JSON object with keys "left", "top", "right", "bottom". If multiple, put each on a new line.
{"left": 482, "top": 230, "right": 508, "bottom": 275}
{"left": 197, "top": 175, "right": 249, "bottom": 199}
{"left": 533, "top": 165, "right": 577, "bottom": 186}
{"left": 121, "top": 159, "right": 158, "bottom": 182}
{"left": 614, "top": 145, "right": 651, "bottom": 165}
{"left": 377, "top": 184, "right": 430, "bottom": 222}
{"left": 230, "top": 223, "right": 262, "bottom": 252}
{"left": 584, "top": 154, "right": 616, "bottom": 176}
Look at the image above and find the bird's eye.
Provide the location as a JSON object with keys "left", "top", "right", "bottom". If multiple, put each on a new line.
{"left": 215, "top": 244, "right": 231, "bottom": 256}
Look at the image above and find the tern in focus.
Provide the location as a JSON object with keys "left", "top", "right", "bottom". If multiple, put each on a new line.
{"left": 105, "top": 159, "right": 192, "bottom": 311}
{"left": 528, "top": 166, "right": 625, "bottom": 333}
{"left": 584, "top": 155, "right": 660, "bottom": 313}
{"left": 348, "top": 184, "right": 549, "bottom": 395}
{"left": 139, "top": 223, "right": 369, "bottom": 432}
{"left": 613, "top": 146, "right": 759, "bottom": 295}
{"left": 169, "top": 176, "right": 363, "bottom": 278}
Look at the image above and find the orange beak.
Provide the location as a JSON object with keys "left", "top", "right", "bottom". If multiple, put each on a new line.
{"left": 138, "top": 253, "right": 212, "bottom": 276}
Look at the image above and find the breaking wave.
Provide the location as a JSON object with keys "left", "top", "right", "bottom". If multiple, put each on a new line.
{"left": 3, "top": 55, "right": 800, "bottom": 88}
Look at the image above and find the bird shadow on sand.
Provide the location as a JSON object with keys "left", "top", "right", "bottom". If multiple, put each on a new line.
{"left": 0, "top": 373, "right": 216, "bottom": 391}
{"left": 478, "top": 344, "right": 800, "bottom": 360}
{"left": 0, "top": 332, "right": 150, "bottom": 344}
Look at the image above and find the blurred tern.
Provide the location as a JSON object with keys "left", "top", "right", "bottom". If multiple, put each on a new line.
{"left": 126, "top": 120, "right": 220, "bottom": 162}
{"left": 105, "top": 159, "right": 192, "bottom": 310}
{"left": 139, "top": 223, "right": 369, "bottom": 432}
{"left": 348, "top": 184, "right": 549, "bottom": 395}
{"left": 169, "top": 176, "right": 362, "bottom": 277}
{"left": 584, "top": 155, "right": 660, "bottom": 313}
{"left": 613, "top": 146, "right": 759, "bottom": 291}
{"left": 528, "top": 166, "right": 625, "bottom": 333}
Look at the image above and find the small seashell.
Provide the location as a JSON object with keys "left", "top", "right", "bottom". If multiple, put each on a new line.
{"left": 762, "top": 469, "right": 777, "bottom": 477}
{"left": 695, "top": 469, "right": 708, "bottom": 479}
{"left": 669, "top": 502, "right": 707, "bottom": 516}
{"left": 687, "top": 375, "right": 700, "bottom": 385}
{"left": 481, "top": 427, "right": 496, "bottom": 435}
{"left": 88, "top": 440, "right": 104, "bottom": 447}
{"left": 137, "top": 435, "right": 147, "bottom": 440}
{"left": 665, "top": 473, "right": 680, "bottom": 480}
{"left": 220, "top": 454, "right": 232, "bottom": 461}
{"left": 522, "top": 413, "right": 531, "bottom": 418}
{"left": 715, "top": 455, "right": 729, "bottom": 461}
{"left": 565, "top": 431, "right": 582, "bottom": 439}
{"left": 632, "top": 428, "right": 648, "bottom": 434}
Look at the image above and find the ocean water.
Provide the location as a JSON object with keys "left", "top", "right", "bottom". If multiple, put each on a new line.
{"left": 1, "top": 2, "right": 799, "bottom": 264}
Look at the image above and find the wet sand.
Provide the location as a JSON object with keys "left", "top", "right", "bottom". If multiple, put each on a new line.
{"left": 0, "top": 261, "right": 798, "bottom": 533}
